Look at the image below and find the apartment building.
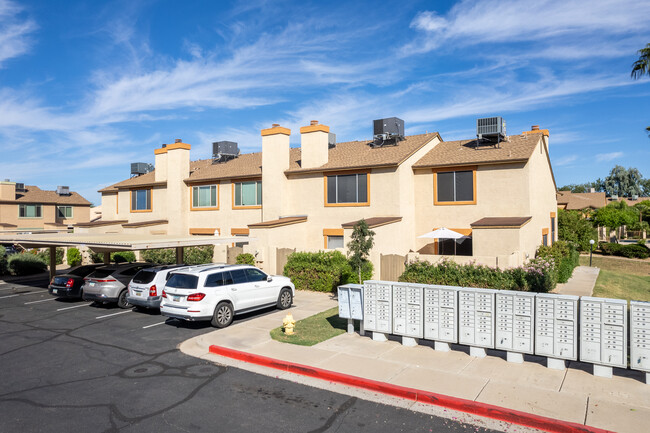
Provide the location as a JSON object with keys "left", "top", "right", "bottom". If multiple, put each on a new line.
{"left": 90, "top": 119, "right": 557, "bottom": 275}
{"left": 0, "top": 181, "right": 91, "bottom": 231}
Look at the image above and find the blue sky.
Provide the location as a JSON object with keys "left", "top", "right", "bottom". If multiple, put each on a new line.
{"left": 0, "top": 0, "right": 649, "bottom": 205}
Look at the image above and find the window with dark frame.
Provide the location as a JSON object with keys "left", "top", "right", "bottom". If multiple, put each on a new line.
{"left": 192, "top": 185, "right": 218, "bottom": 208}
{"left": 436, "top": 170, "right": 474, "bottom": 203}
{"left": 438, "top": 237, "right": 472, "bottom": 256}
{"left": 19, "top": 204, "right": 42, "bottom": 218}
{"left": 57, "top": 206, "right": 73, "bottom": 218}
{"left": 551, "top": 216, "right": 556, "bottom": 244}
{"left": 326, "top": 235, "right": 344, "bottom": 249}
{"left": 326, "top": 173, "right": 368, "bottom": 204}
{"left": 234, "top": 181, "right": 262, "bottom": 207}
{"left": 543, "top": 234, "right": 548, "bottom": 247}
{"left": 131, "top": 189, "right": 151, "bottom": 211}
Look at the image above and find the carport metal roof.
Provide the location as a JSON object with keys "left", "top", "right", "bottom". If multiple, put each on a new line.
{"left": 0, "top": 233, "right": 253, "bottom": 252}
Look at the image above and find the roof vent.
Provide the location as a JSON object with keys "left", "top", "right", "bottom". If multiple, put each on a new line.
{"left": 372, "top": 117, "right": 405, "bottom": 147}
{"left": 175, "top": 139, "right": 182, "bottom": 143}
{"left": 212, "top": 141, "right": 240, "bottom": 163}
{"left": 15, "top": 182, "right": 25, "bottom": 192}
{"left": 476, "top": 116, "right": 506, "bottom": 147}
{"left": 56, "top": 186, "right": 70, "bottom": 195}
{"left": 328, "top": 132, "right": 336, "bottom": 148}
{"left": 131, "top": 162, "right": 154, "bottom": 177}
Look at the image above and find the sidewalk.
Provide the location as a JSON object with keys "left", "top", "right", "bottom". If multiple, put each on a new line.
{"left": 553, "top": 265, "right": 599, "bottom": 297}
{"left": 180, "top": 291, "right": 648, "bottom": 433}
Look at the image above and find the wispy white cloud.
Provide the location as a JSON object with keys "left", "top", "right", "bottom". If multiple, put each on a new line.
{"left": 596, "top": 152, "right": 624, "bottom": 162}
{"left": 554, "top": 155, "right": 578, "bottom": 167}
{"left": 0, "top": 0, "right": 37, "bottom": 67}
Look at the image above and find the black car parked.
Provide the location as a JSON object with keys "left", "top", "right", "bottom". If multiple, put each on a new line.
{"left": 48, "top": 264, "right": 104, "bottom": 299}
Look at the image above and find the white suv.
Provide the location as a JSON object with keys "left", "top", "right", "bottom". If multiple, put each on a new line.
{"left": 160, "top": 264, "right": 295, "bottom": 328}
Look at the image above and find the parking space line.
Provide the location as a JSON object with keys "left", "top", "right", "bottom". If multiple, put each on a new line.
{"left": 0, "top": 294, "right": 19, "bottom": 299}
{"left": 57, "top": 304, "right": 92, "bottom": 311}
{"left": 142, "top": 321, "right": 168, "bottom": 329}
{"left": 24, "top": 298, "right": 56, "bottom": 305}
{"left": 96, "top": 310, "right": 132, "bottom": 319}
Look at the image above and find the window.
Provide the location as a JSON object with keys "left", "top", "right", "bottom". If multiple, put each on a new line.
{"left": 327, "top": 236, "right": 344, "bottom": 249}
{"left": 230, "top": 269, "right": 248, "bottom": 284}
{"left": 131, "top": 189, "right": 151, "bottom": 212}
{"left": 550, "top": 213, "right": 556, "bottom": 245}
{"left": 326, "top": 173, "right": 368, "bottom": 205}
{"left": 19, "top": 204, "right": 42, "bottom": 218}
{"left": 438, "top": 237, "right": 472, "bottom": 256}
{"left": 167, "top": 274, "right": 198, "bottom": 289}
{"left": 205, "top": 272, "right": 225, "bottom": 287}
{"left": 543, "top": 234, "right": 548, "bottom": 247}
{"left": 244, "top": 268, "right": 267, "bottom": 282}
{"left": 192, "top": 184, "right": 218, "bottom": 209}
{"left": 57, "top": 206, "right": 73, "bottom": 218}
{"left": 434, "top": 168, "right": 476, "bottom": 204}
{"left": 233, "top": 181, "right": 262, "bottom": 207}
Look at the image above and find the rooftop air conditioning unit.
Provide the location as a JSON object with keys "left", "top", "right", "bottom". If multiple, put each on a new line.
{"left": 15, "top": 183, "right": 25, "bottom": 191}
{"left": 476, "top": 117, "right": 506, "bottom": 144}
{"left": 372, "top": 117, "right": 405, "bottom": 147}
{"left": 131, "top": 162, "right": 153, "bottom": 176}
{"left": 632, "top": 194, "right": 639, "bottom": 200}
{"left": 328, "top": 132, "right": 336, "bottom": 148}
{"left": 56, "top": 186, "right": 70, "bottom": 195}
{"left": 611, "top": 194, "right": 619, "bottom": 200}
{"left": 212, "top": 141, "right": 240, "bottom": 163}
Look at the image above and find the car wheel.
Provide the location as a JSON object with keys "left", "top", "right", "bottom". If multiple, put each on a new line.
{"left": 117, "top": 290, "right": 130, "bottom": 309}
{"left": 211, "top": 302, "right": 234, "bottom": 328}
{"left": 277, "top": 288, "right": 293, "bottom": 310}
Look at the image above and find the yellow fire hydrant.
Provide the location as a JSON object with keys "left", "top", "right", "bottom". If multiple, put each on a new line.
{"left": 282, "top": 313, "right": 296, "bottom": 335}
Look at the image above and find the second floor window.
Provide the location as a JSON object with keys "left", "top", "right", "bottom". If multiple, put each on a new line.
{"left": 131, "top": 189, "right": 151, "bottom": 211}
{"left": 234, "top": 181, "right": 262, "bottom": 207}
{"left": 192, "top": 185, "right": 218, "bottom": 208}
{"left": 57, "top": 206, "right": 73, "bottom": 218}
{"left": 19, "top": 204, "right": 42, "bottom": 218}
{"left": 326, "top": 173, "right": 368, "bottom": 205}
{"left": 435, "top": 170, "right": 475, "bottom": 204}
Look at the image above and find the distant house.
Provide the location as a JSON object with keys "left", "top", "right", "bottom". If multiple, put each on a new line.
{"left": 556, "top": 190, "right": 607, "bottom": 211}
{"left": 89, "top": 118, "right": 557, "bottom": 276}
{"left": 0, "top": 181, "right": 91, "bottom": 231}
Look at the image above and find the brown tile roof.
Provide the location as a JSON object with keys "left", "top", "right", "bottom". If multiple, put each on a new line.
{"left": 185, "top": 154, "right": 263, "bottom": 183}
{"left": 471, "top": 217, "right": 532, "bottom": 228}
{"left": 248, "top": 216, "right": 307, "bottom": 229}
{"left": 74, "top": 219, "right": 128, "bottom": 228}
{"left": 286, "top": 133, "right": 440, "bottom": 174}
{"left": 0, "top": 185, "right": 91, "bottom": 206}
{"left": 341, "top": 216, "right": 402, "bottom": 229}
{"left": 413, "top": 133, "right": 544, "bottom": 169}
{"left": 122, "top": 219, "right": 168, "bottom": 228}
{"left": 556, "top": 191, "right": 607, "bottom": 210}
{"left": 611, "top": 196, "right": 650, "bottom": 206}
{"left": 98, "top": 171, "right": 167, "bottom": 193}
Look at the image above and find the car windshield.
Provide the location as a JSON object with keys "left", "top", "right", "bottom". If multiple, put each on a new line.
{"left": 132, "top": 270, "right": 156, "bottom": 284}
{"left": 166, "top": 273, "right": 198, "bottom": 289}
{"left": 69, "top": 266, "right": 96, "bottom": 277}
{"left": 87, "top": 269, "right": 115, "bottom": 279}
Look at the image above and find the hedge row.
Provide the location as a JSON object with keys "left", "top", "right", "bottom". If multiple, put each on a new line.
{"left": 283, "top": 251, "right": 373, "bottom": 292}
{"left": 140, "top": 246, "right": 214, "bottom": 265}
{"left": 0, "top": 245, "right": 7, "bottom": 275}
{"left": 599, "top": 242, "right": 650, "bottom": 259}
{"left": 7, "top": 253, "right": 47, "bottom": 276}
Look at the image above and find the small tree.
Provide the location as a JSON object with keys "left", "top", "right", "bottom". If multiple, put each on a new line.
{"left": 347, "top": 219, "right": 375, "bottom": 283}
{"left": 557, "top": 209, "right": 598, "bottom": 251}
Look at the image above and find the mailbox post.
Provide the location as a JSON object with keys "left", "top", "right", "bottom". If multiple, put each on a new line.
{"left": 423, "top": 285, "right": 458, "bottom": 351}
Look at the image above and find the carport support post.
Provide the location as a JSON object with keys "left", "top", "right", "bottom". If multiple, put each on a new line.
{"left": 103, "top": 252, "right": 110, "bottom": 264}
{"left": 49, "top": 246, "right": 56, "bottom": 281}
{"left": 175, "top": 247, "right": 184, "bottom": 264}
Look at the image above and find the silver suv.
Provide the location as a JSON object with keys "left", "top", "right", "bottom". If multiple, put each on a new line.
{"left": 82, "top": 262, "right": 154, "bottom": 308}
{"left": 160, "top": 264, "right": 295, "bottom": 327}
{"left": 127, "top": 264, "right": 189, "bottom": 310}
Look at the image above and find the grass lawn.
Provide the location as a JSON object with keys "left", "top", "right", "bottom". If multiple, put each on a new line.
{"left": 270, "top": 307, "right": 353, "bottom": 346}
{"left": 579, "top": 255, "right": 650, "bottom": 301}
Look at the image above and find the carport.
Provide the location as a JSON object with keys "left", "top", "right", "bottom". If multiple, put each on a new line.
{"left": 0, "top": 233, "right": 253, "bottom": 280}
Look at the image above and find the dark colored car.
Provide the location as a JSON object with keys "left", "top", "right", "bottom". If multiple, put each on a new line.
{"left": 48, "top": 264, "right": 104, "bottom": 299}
{"left": 82, "top": 262, "right": 155, "bottom": 308}
{"left": 1, "top": 243, "right": 20, "bottom": 257}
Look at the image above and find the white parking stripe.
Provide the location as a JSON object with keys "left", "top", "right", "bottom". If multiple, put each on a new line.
{"left": 24, "top": 298, "right": 56, "bottom": 305}
{"left": 57, "top": 304, "right": 92, "bottom": 311}
{"left": 142, "top": 321, "right": 168, "bottom": 329}
{"left": 95, "top": 310, "right": 132, "bottom": 319}
{"left": 0, "top": 294, "right": 19, "bottom": 299}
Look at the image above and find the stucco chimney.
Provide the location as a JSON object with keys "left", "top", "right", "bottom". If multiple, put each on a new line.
{"left": 299, "top": 120, "right": 330, "bottom": 169}
{"left": 154, "top": 144, "right": 168, "bottom": 182}
{"left": 261, "top": 124, "right": 291, "bottom": 221}
{"left": 0, "top": 180, "right": 15, "bottom": 201}
{"left": 531, "top": 125, "right": 539, "bottom": 131}
{"left": 165, "top": 140, "right": 191, "bottom": 235}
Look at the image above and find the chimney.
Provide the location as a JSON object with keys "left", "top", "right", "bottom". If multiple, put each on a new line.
{"left": 299, "top": 120, "right": 330, "bottom": 169}
{"left": 261, "top": 123, "right": 291, "bottom": 220}
{"left": 0, "top": 180, "right": 15, "bottom": 201}
{"left": 165, "top": 140, "right": 191, "bottom": 235}
{"left": 154, "top": 144, "right": 168, "bottom": 182}
{"left": 531, "top": 125, "right": 539, "bottom": 131}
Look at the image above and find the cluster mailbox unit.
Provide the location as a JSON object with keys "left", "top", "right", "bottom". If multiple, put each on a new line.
{"left": 338, "top": 284, "right": 364, "bottom": 334}
{"left": 424, "top": 285, "right": 458, "bottom": 351}
{"left": 630, "top": 301, "right": 650, "bottom": 383}
{"left": 495, "top": 291, "right": 536, "bottom": 363}
{"left": 363, "top": 281, "right": 393, "bottom": 341}
{"left": 391, "top": 282, "right": 423, "bottom": 346}
{"left": 458, "top": 288, "right": 496, "bottom": 357}
{"left": 580, "top": 297, "right": 627, "bottom": 377}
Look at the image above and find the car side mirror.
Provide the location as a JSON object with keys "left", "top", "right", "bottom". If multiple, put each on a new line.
{"left": 267, "top": 276, "right": 273, "bottom": 282}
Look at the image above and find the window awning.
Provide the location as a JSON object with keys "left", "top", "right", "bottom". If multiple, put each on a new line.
{"left": 470, "top": 217, "right": 532, "bottom": 228}
{"left": 341, "top": 216, "right": 402, "bottom": 229}
{"left": 248, "top": 216, "right": 307, "bottom": 229}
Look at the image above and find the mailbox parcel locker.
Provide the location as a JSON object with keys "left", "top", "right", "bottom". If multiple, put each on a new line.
{"left": 392, "top": 282, "right": 423, "bottom": 338}
{"left": 363, "top": 281, "right": 393, "bottom": 333}
{"left": 458, "top": 287, "right": 496, "bottom": 348}
{"left": 535, "top": 293, "right": 578, "bottom": 360}
{"left": 495, "top": 291, "right": 536, "bottom": 354}
{"left": 338, "top": 284, "right": 364, "bottom": 321}
{"left": 631, "top": 300, "right": 650, "bottom": 373}
{"left": 579, "top": 297, "right": 627, "bottom": 368}
{"left": 424, "top": 285, "right": 458, "bottom": 343}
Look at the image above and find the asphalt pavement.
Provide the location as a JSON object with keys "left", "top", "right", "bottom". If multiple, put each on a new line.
{"left": 0, "top": 276, "right": 500, "bottom": 433}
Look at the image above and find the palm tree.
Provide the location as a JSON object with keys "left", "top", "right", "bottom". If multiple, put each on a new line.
{"left": 631, "top": 44, "right": 650, "bottom": 136}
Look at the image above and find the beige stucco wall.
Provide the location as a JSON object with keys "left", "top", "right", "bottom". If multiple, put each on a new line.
{"left": 1, "top": 202, "right": 90, "bottom": 230}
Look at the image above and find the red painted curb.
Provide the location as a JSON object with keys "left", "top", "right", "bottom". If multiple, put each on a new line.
{"left": 209, "top": 344, "right": 613, "bottom": 433}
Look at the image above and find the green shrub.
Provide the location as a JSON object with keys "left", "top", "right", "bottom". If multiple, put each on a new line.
{"left": 342, "top": 261, "right": 373, "bottom": 284}
{"left": 8, "top": 253, "right": 47, "bottom": 275}
{"left": 536, "top": 240, "right": 579, "bottom": 284}
{"left": 31, "top": 248, "right": 64, "bottom": 265}
{"left": 235, "top": 253, "right": 255, "bottom": 266}
{"left": 558, "top": 209, "right": 598, "bottom": 251}
{"left": 284, "top": 251, "right": 353, "bottom": 292}
{"left": 184, "top": 245, "right": 213, "bottom": 265}
{"left": 112, "top": 251, "right": 136, "bottom": 263}
{"left": 600, "top": 242, "right": 650, "bottom": 259}
{"left": 141, "top": 248, "right": 176, "bottom": 264}
{"left": 66, "top": 248, "right": 82, "bottom": 266}
{"left": 522, "top": 257, "right": 557, "bottom": 292}
{"left": 0, "top": 245, "right": 7, "bottom": 275}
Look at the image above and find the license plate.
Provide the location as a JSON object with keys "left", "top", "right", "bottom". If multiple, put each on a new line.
{"left": 88, "top": 282, "right": 95, "bottom": 287}
{"left": 135, "top": 292, "right": 141, "bottom": 297}
{"left": 173, "top": 296, "right": 180, "bottom": 302}
{"left": 52, "top": 289, "right": 58, "bottom": 294}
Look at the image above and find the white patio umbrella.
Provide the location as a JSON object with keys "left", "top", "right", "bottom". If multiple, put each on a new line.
{"left": 418, "top": 227, "right": 464, "bottom": 239}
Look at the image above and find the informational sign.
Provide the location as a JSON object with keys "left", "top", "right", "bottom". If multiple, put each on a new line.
{"left": 337, "top": 284, "right": 364, "bottom": 320}
{"left": 495, "top": 291, "right": 535, "bottom": 354}
{"left": 535, "top": 294, "right": 578, "bottom": 360}
{"left": 458, "top": 288, "right": 496, "bottom": 348}
{"left": 579, "top": 297, "right": 627, "bottom": 368}
{"left": 363, "top": 280, "right": 392, "bottom": 333}
{"left": 423, "top": 285, "right": 458, "bottom": 343}
{"left": 392, "top": 283, "right": 423, "bottom": 338}
{"left": 630, "top": 300, "right": 650, "bottom": 373}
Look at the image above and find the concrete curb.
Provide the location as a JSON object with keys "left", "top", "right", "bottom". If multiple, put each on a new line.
{"left": 209, "top": 344, "right": 613, "bottom": 433}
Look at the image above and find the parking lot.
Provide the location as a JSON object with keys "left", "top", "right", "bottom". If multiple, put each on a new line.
{"left": 0, "top": 276, "right": 498, "bottom": 433}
